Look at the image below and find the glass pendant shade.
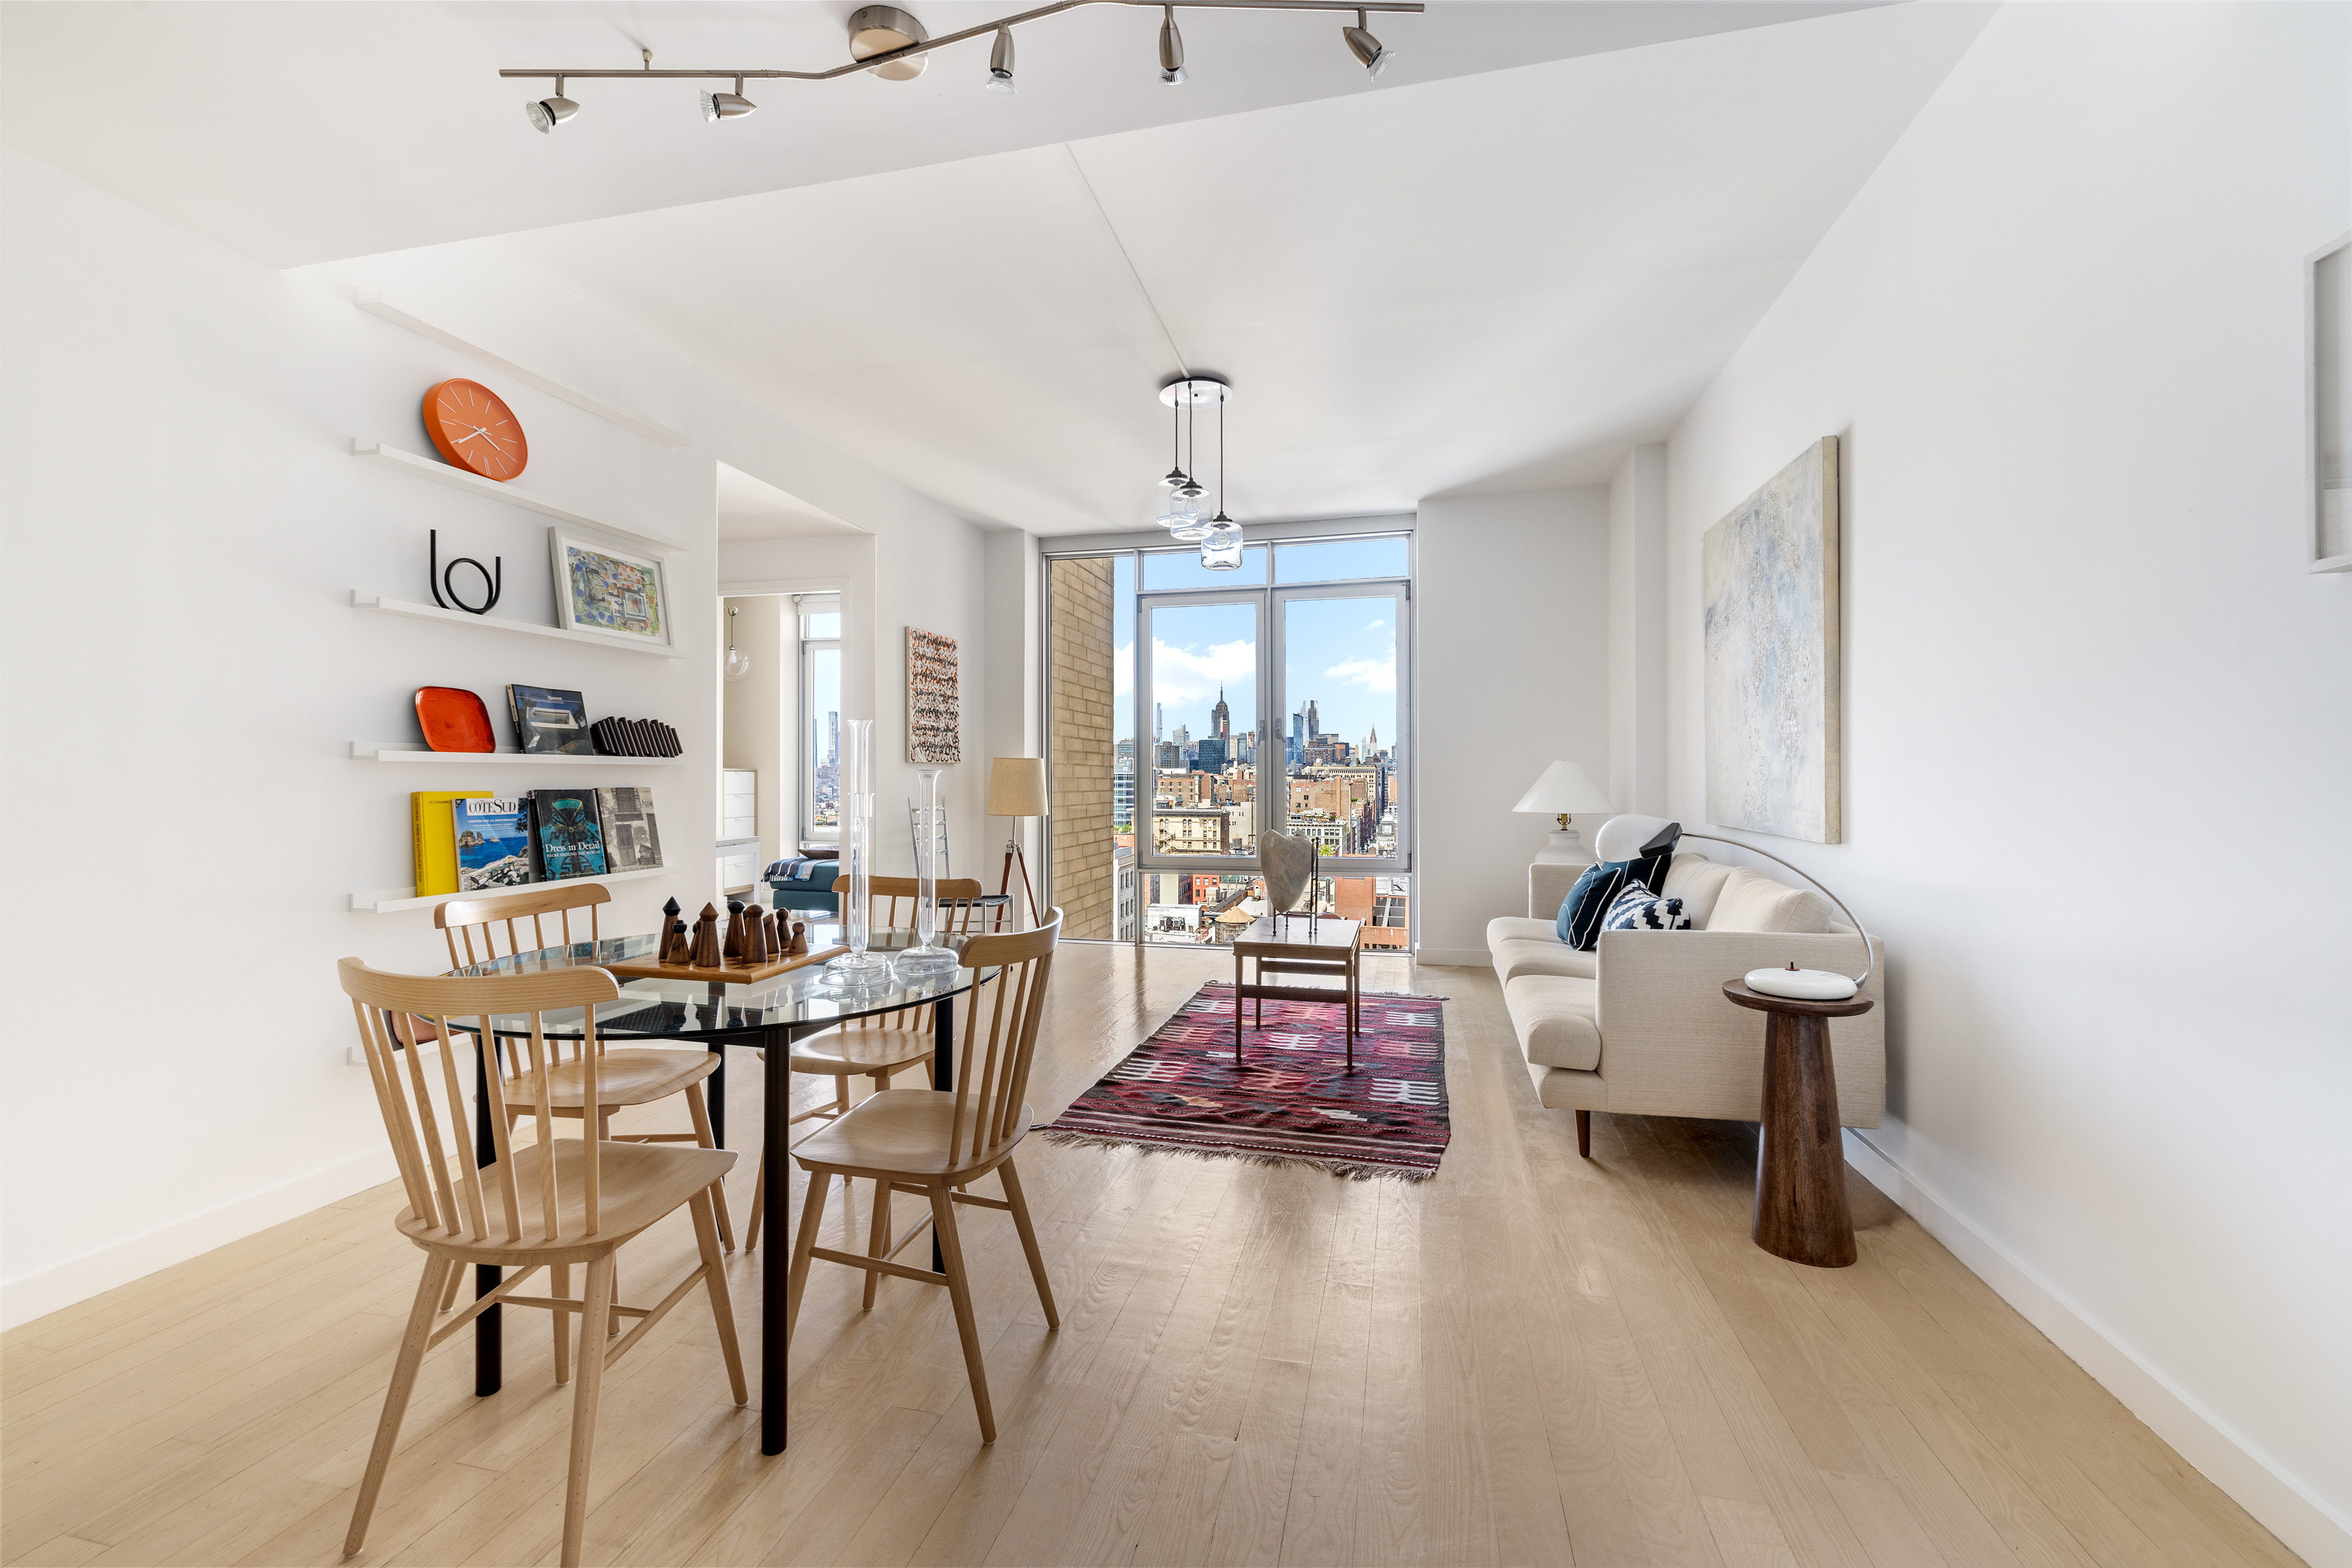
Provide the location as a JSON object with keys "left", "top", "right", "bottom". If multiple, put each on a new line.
{"left": 1200, "top": 515, "right": 1243, "bottom": 570}
{"left": 1167, "top": 483, "right": 1209, "bottom": 541}
{"left": 723, "top": 606, "right": 752, "bottom": 682}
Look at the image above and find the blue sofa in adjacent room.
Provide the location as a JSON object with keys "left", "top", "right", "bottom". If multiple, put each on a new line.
{"left": 765, "top": 857, "right": 841, "bottom": 916}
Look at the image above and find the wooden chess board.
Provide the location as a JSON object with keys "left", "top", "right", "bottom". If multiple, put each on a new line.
{"left": 605, "top": 946, "right": 848, "bottom": 986}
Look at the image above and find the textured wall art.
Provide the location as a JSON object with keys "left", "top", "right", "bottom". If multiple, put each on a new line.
{"left": 1702, "top": 436, "right": 1840, "bottom": 843}
{"left": 906, "top": 627, "right": 961, "bottom": 764}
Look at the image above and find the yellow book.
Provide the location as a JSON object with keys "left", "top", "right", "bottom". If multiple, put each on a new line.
{"left": 412, "top": 791, "right": 492, "bottom": 897}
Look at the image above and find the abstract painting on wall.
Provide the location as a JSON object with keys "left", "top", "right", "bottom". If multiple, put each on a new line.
{"left": 906, "top": 626, "right": 960, "bottom": 763}
{"left": 1702, "top": 436, "right": 1841, "bottom": 843}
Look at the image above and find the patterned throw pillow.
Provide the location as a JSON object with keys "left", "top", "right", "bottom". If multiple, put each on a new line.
{"left": 1600, "top": 879, "right": 1690, "bottom": 933}
{"left": 1559, "top": 850, "right": 1676, "bottom": 950}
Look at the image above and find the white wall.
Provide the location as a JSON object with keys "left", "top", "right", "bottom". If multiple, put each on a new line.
{"left": 0, "top": 146, "right": 989, "bottom": 1328}
{"left": 1608, "top": 443, "right": 1670, "bottom": 816}
{"left": 1415, "top": 487, "right": 1610, "bottom": 961}
{"left": 1662, "top": 6, "right": 2351, "bottom": 1560}
{"left": 720, "top": 593, "right": 787, "bottom": 870}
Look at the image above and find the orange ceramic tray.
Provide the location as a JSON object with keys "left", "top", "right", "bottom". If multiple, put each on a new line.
{"left": 416, "top": 686, "right": 496, "bottom": 752}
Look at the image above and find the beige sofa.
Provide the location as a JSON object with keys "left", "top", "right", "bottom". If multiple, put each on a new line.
{"left": 1485, "top": 855, "right": 1884, "bottom": 1155}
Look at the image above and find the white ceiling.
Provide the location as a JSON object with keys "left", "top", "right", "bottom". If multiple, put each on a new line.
{"left": 0, "top": 0, "right": 1882, "bottom": 267}
{"left": 715, "top": 459, "right": 867, "bottom": 540}
{"left": 0, "top": 0, "right": 1991, "bottom": 534}
{"left": 472, "top": 3, "right": 1991, "bottom": 533}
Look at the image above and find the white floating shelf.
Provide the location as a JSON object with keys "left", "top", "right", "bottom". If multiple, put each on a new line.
{"left": 354, "top": 290, "right": 691, "bottom": 448}
{"left": 351, "top": 591, "right": 690, "bottom": 659}
{"left": 352, "top": 742, "right": 685, "bottom": 766}
{"left": 352, "top": 866, "right": 670, "bottom": 915}
{"left": 351, "top": 439, "right": 687, "bottom": 554}
{"left": 2310, "top": 552, "right": 2352, "bottom": 574}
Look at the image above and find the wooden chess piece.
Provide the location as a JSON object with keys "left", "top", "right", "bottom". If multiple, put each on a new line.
{"left": 742, "top": 904, "right": 768, "bottom": 966}
{"left": 659, "top": 897, "right": 685, "bottom": 963}
{"left": 667, "top": 920, "right": 690, "bottom": 965}
{"left": 723, "top": 900, "right": 747, "bottom": 964}
{"left": 760, "top": 908, "right": 782, "bottom": 961}
{"left": 690, "top": 905, "right": 724, "bottom": 970}
{"left": 789, "top": 920, "right": 809, "bottom": 956}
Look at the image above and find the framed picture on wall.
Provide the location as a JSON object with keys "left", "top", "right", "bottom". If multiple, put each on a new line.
{"left": 548, "top": 528, "right": 674, "bottom": 649}
{"left": 2308, "top": 232, "right": 2350, "bottom": 573}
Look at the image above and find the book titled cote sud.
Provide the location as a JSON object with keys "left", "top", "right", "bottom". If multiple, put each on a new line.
{"left": 454, "top": 798, "right": 535, "bottom": 892}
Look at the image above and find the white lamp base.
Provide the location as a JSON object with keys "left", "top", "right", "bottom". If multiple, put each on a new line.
{"left": 1745, "top": 966, "right": 1859, "bottom": 1001}
{"left": 1533, "top": 828, "right": 1593, "bottom": 867}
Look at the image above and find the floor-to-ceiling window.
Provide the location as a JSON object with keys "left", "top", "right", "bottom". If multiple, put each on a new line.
{"left": 798, "top": 594, "right": 841, "bottom": 849}
{"left": 1045, "top": 531, "right": 1411, "bottom": 947}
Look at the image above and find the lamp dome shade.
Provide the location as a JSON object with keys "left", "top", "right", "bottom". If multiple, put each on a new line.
{"left": 1593, "top": 814, "right": 1683, "bottom": 862}
{"left": 987, "top": 757, "right": 1050, "bottom": 817}
{"left": 1511, "top": 761, "right": 1615, "bottom": 816}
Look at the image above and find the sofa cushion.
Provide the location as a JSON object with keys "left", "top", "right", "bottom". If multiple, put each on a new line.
{"left": 1486, "top": 916, "right": 1561, "bottom": 949}
{"left": 1562, "top": 851, "right": 1674, "bottom": 949}
{"left": 1493, "top": 939, "right": 1599, "bottom": 983}
{"left": 1505, "top": 975, "right": 1602, "bottom": 1072}
{"left": 1659, "top": 855, "right": 1734, "bottom": 927}
{"left": 1706, "top": 868, "right": 1839, "bottom": 933}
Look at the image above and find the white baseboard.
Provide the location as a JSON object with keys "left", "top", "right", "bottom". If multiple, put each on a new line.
{"left": 1, "top": 1149, "right": 400, "bottom": 1332}
{"left": 1842, "top": 1130, "right": 2349, "bottom": 1568}
{"left": 1413, "top": 947, "right": 1493, "bottom": 968}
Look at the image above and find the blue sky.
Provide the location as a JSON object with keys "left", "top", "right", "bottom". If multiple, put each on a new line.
{"left": 1111, "top": 538, "right": 1402, "bottom": 750}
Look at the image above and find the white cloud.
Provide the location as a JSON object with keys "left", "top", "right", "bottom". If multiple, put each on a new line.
{"left": 1150, "top": 638, "right": 1257, "bottom": 714}
{"left": 1325, "top": 654, "right": 1396, "bottom": 695}
{"left": 1366, "top": 618, "right": 1386, "bottom": 630}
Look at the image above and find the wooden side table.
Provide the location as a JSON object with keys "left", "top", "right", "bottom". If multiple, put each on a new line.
{"left": 1722, "top": 979, "right": 1875, "bottom": 1268}
{"left": 1231, "top": 916, "right": 1362, "bottom": 1070}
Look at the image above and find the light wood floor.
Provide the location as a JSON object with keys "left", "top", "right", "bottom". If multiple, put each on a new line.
{"left": 2, "top": 946, "right": 2299, "bottom": 1567}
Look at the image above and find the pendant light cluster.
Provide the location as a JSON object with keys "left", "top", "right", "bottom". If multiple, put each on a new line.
{"left": 504, "top": 1, "right": 1415, "bottom": 129}
{"left": 1157, "top": 376, "right": 1241, "bottom": 570}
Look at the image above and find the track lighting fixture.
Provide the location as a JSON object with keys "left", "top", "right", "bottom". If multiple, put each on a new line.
{"left": 701, "top": 76, "right": 757, "bottom": 120}
{"left": 1342, "top": 10, "right": 1392, "bottom": 77}
{"left": 987, "top": 27, "right": 1016, "bottom": 93}
{"left": 1158, "top": 6, "right": 1187, "bottom": 84}
{"left": 502, "top": 1, "right": 1420, "bottom": 124}
{"left": 525, "top": 77, "right": 580, "bottom": 133}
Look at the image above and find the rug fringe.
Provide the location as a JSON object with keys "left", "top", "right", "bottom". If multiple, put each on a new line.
{"left": 1195, "top": 981, "right": 1449, "bottom": 1001}
{"left": 1036, "top": 1128, "right": 1437, "bottom": 1183}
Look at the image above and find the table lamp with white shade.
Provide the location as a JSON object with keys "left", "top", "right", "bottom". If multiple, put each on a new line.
{"left": 987, "top": 757, "right": 1049, "bottom": 927}
{"left": 1512, "top": 760, "right": 1617, "bottom": 863}
{"left": 1592, "top": 814, "right": 1874, "bottom": 1002}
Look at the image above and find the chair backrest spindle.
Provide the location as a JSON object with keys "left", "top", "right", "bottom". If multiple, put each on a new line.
{"left": 943, "top": 910, "right": 1061, "bottom": 1170}
{"left": 437, "top": 883, "right": 614, "bottom": 973}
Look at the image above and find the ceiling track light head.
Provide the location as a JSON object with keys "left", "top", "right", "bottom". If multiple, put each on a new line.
{"left": 849, "top": 5, "right": 931, "bottom": 79}
{"left": 701, "top": 76, "right": 758, "bottom": 121}
{"left": 1343, "top": 11, "right": 1392, "bottom": 77}
{"left": 526, "top": 76, "right": 580, "bottom": 133}
{"left": 1159, "top": 6, "right": 1186, "bottom": 84}
{"left": 987, "top": 26, "right": 1016, "bottom": 93}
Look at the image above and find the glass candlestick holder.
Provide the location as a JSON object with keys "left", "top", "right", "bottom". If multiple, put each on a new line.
{"left": 898, "top": 766, "right": 958, "bottom": 977}
{"left": 824, "top": 718, "right": 896, "bottom": 991}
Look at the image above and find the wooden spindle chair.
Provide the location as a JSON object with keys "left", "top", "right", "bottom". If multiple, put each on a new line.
{"left": 431, "top": 885, "right": 735, "bottom": 1308}
{"left": 745, "top": 875, "right": 989, "bottom": 1246}
{"left": 782, "top": 911, "right": 1065, "bottom": 1442}
{"left": 336, "top": 958, "right": 745, "bottom": 1568}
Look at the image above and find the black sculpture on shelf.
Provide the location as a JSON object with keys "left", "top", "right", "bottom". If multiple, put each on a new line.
{"left": 428, "top": 528, "right": 502, "bottom": 615}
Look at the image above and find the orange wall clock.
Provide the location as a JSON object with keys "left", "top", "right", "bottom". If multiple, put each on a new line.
{"left": 421, "top": 378, "right": 528, "bottom": 481}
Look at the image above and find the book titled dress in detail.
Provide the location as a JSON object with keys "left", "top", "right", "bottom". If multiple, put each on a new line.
{"left": 597, "top": 787, "right": 664, "bottom": 870}
{"left": 529, "top": 789, "right": 608, "bottom": 880}
{"left": 455, "top": 798, "right": 535, "bottom": 891}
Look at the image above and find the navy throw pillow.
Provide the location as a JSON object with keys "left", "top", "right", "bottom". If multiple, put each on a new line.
{"left": 1600, "top": 879, "right": 1690, "bottom": 932}
{"left": 1559, "top": 851, "right": 1675, "bottom": 950}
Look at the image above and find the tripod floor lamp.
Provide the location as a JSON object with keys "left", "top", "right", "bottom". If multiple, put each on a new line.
{"left": 987, "top": 757, "right": 1048, "bottom": 928}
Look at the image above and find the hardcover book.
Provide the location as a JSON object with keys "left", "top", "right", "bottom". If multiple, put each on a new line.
{"left": 596, "top": 786, "right": 664, "bottom": 870}
{"left": 454, "top": 798, "right": 535, "bottom": 892}
{"left": 412, "top": 790, "right": 492, "bottom": 897}
{"left": 508, "top": 685, "right": 593, "bottom": 755}
{"left": 529, "top": 788, "right": 608, "bottom": 880}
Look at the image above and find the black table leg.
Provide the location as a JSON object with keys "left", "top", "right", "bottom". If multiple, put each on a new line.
{"left": 933, "top": 999, "right": 954, "bottom": 1275}
{"left": 707, "top": 1038, "right": 727, "bottom": 1149}
{"left": 472, "top": 1036, "right": 501, "bottom": 1396}
{"left": 761, "top": 1022, "right": 794, "bottom": 1455}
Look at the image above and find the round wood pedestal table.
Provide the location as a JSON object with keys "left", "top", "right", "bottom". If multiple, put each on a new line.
{"left": 1722, "top": 979, "right": 1875, "bottom": 1269}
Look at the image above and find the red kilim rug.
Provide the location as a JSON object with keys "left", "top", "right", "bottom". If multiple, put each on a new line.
{"left": 1039, "top": 982, "right": 1449, "bottom": 1181}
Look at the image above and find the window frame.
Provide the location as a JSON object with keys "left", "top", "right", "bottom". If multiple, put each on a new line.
{"left": 798, "top": 596, "right": 842, "bottom": 848}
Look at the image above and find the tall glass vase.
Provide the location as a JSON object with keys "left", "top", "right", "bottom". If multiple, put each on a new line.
{"left": 825, "top": 719, "right": 894, "bottom": 989}
{"left": 900, "top": 766, "right": 956, "bottom": 975}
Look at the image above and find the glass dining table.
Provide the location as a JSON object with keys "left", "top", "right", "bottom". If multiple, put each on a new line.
{"left": 447, "top": 923, "right": 994, "bottom": 1456}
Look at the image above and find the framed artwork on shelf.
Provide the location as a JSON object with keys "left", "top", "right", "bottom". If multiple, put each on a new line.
{"left": 508, "top": 684, "right": 592, "bottom": 754}
{"left": 549, "top": 527, "right": 673, "bottom": 649}
{"left": 2309, "top": 232, "right": 2350, "bottom": 572}
{"left": 906, "top": 626, "right": 960, "bottom": 763}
